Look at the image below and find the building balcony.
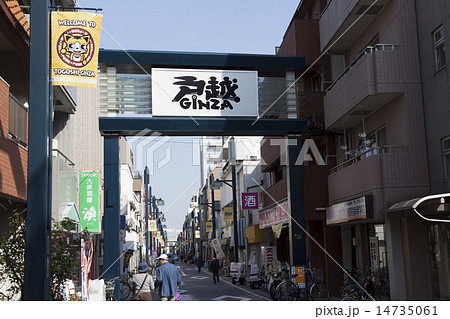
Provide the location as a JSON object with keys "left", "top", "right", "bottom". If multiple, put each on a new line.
{"left": 324, "top": 44, "right": 402, "bottom": 130}
{"left": 320, "top": 0, "right": 390, "bottom": 51}
{"left": 328, "top": 145, "right": 429, "bottom": 219}
{"left": 261, "top": 178, "right": 287, "bottom": 208}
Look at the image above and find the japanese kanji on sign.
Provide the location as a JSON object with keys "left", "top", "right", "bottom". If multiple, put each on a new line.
{"left": 79, "top": 171, "right": 101, "bottom": 233}
{"left": 151, "top": 68, "right": 258, "bottom": 117}
{"left": 242, "top": 192, "right": 259, "bottom": 209}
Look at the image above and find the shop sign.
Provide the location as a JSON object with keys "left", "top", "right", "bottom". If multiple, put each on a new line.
{"left": 206, "top": 221, "right": 213, "bottom": 232}
{"left": 292, "top": 266, "right": 306, "bottom": 288}
{"left": 259, "top": 202, "right": 289, "bottom": 229}
{"left": 195, "top": 230, "right": 200, "bottom": 239}
{"left": 262, "top": 246, "right": 277, "bottom": 268}
{"left": 51, "top": 11, "right": 102, "bottom": 87}
{"left": 152, "top": 68, "right": 258, "bottom": 117}
{"left": 242, "top": 192, "right": 258, "bottom": 209}
{"left": 326, "top": 195, "right": 373, "bottom": 225}
{"left": 79, "top": 172, "right": 101, "bottom": 233}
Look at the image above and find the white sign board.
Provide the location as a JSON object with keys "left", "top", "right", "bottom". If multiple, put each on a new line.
{"left": 326, "top": 196, "right": 373, "bottom": 225}
{"left": 152, "top": 68, "right": 258, "bottom": 117}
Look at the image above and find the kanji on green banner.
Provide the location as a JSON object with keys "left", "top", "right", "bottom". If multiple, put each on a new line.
{"left": 79, "top": 172, "right": 101, "bottom": 233}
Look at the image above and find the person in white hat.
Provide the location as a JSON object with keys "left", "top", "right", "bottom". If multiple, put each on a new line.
{"left": 155, "top": 254, "right": 182, "bottom": 301}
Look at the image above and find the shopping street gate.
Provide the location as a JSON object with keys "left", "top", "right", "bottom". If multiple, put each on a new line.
{"left": 98, "top": 50, "right": 308, "bottom": 287}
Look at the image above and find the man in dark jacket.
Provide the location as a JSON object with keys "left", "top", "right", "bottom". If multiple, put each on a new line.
{"left": 210, "top": 258, "right": 220, "bottom": 283}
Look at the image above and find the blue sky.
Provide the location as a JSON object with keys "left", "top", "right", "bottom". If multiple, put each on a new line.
{"left": 77, "top": 0, "right": 300, "bottom": 230}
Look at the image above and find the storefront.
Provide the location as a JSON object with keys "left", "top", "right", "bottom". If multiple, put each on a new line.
{"left": 259, "top": 201, "right": 290, "bottom": 263}
{"left": 326, "top": 196, "right": 386, "bottom": 272}
{"left": 384, "top": 194, "right": 450, "bottom": 300}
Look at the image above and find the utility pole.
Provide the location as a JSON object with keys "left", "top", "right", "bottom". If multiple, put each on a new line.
{"left": 144, "top": 166, "right": 149, "bottom": 264}
{"left": 230, "top": 137, "right": 239, "bottom": 263}
{"left": 25, "top": 0, "right": 51, "bottom": 300}
{"left": 198, "top": 195, "right": 203, "bottom": 264}
{"left": 210, "top": 174, "right": 216, "bottom": 239}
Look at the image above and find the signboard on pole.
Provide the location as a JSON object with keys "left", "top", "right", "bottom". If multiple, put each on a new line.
{"left": 79, "top": 172, "right": 101, "bottom": 233}
{"left": 206, "top": 221, "right": 213, "bottom": 232}
{"left": 148, "top": 219, "right": 157, "bottom": 232}
{"left": 152, "top": 68, "right": 258, "bottom": 117}
{"left": 242, "top": 192, "right": 258, "bottom": 209}
{"left": 51, "top": 11, "right": 102, "bottom": 87}
{"left": 223, "top": 206, "right": 233, "bottom": 222}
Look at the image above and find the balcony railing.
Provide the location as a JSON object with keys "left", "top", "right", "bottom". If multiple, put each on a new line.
{"left": 8, "top": 94, "right": 28, "bottom": 147}
{"left": 330, "top": 144, "right": 406, "bottom": 174}
{"left": 326, "top": 44, "right": 399, "bottom": 92}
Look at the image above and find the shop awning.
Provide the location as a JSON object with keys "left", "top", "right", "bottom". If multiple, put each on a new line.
{"left": 383, "top": 193, "right": 450, "bottom": 222}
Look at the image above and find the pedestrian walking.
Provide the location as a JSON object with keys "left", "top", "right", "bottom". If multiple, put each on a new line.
{"left": 210, "top": 258, "right": 220, "bottom": 284}
{"left": 197, "top": 256, "right": 202, "bottom": 273}
{"left": 132, "top": 262, "right": 154, "bottom": 301}
{"left": 155, "top": 253, "right": 182, "bottom": 301}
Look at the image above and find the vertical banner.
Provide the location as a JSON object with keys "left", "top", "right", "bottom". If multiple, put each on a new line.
{"left": 79, "top": 172, "right": 101, "bottom": 233}
{"left": 81, "top": 238, "right": 90, "bottom": 301}
{"left": 51, "top": 11, "right": 102, "bottom": 87}
{"left": 148, "top": 219, "right": 157, "bottom": 232}
{"left": 223, "top": 206, "right": 233, "bottom": 222}
{"left": 262, "top": 246, "right": 277, "bottom": 268}
{"left": 211, "top": 238, "right": 226, "bottom": 260}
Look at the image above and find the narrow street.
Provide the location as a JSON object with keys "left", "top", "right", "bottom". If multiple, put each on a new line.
{"left": 152, "top": 262, "right": 271, "bottom": 301}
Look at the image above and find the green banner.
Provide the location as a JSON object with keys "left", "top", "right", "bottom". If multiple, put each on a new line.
{"left": 79, "top": 171, "right": 101, "bottom": 233}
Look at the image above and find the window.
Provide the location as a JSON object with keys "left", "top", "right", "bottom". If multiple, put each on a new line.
{"left": 434, "top": 26, "right": 446, "bottom": 70}
{"left": 443, "top": 137, "right": 450, "bottom": 179}
{"left": 311, "top": 74, "right": 324, "bottom": 92}
{"left": 8, "top": 94, "right": 28, "bottom": 147}
{"left": 368, "top": 126, "right": 387, "bottom": 148}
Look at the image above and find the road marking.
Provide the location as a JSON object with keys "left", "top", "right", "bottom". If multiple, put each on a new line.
{"left": 190, "top": 276, "right": 208, "bottom": 280}
{"left": 178, "top": 267, "right": 187, "bottom": 276}
{"left": 211, "top": 295, "right": 251, "bottom": 301}
{"left": 179, "top": 294, "right": 196, "bottom": 301}
{"left": 201, "top": 269, "right": 271, "bottom": 301}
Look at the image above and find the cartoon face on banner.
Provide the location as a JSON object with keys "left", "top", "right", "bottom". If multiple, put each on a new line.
{"left": 51, "top": 12, "right": 102, "bottom": 87}
{"left": 57, "top": 28, "right": 94, "bottom": 68}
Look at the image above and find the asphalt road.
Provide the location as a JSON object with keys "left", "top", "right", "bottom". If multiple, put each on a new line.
{"left": 153, "top": 262, "right": 272, "bottom": 301}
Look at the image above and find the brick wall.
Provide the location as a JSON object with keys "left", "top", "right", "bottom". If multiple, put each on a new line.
{"left": 0, "top": 77, "right": 28, "bottom": 201}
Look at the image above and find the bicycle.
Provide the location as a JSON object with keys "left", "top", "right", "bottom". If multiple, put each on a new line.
{"left": 276, "top": 268, "right": 330, "bottom": 301}
{"left": 104, "top": 276, "right": 133, "bottom": 301}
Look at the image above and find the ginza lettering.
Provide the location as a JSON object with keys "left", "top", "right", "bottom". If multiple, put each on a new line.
{"left": 172, "top": 75, "right": 240, "bottom": 110}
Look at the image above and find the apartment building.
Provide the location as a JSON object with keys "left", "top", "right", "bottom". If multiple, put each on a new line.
{"left": 414, "top": 0, "right": 450, "bottom": 301}
{"left": 321, "top": 0, "right": 433, "bottom": 300}
{"left": 0, "top": 0, "right": 30, "bottom": 236}
{"left": 258, "top": 0, "right": 342, "bottom": 294}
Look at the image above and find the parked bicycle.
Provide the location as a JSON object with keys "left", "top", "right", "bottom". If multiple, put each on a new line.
{"left": 340, "top": 266, "right": 390, "bottom": 301}
{"left": 104, "top": 276, "right": 133, "bottom": 301}
{"left": 276, "top": 268, "right": 330, "bottom": 301}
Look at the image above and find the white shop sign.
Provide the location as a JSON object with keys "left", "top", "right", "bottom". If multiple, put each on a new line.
{"left": 151, "top": 68, "right": 258, "bottom": 117}
{"left": 326, "top": 195, "right": 373, "bottom": 225}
